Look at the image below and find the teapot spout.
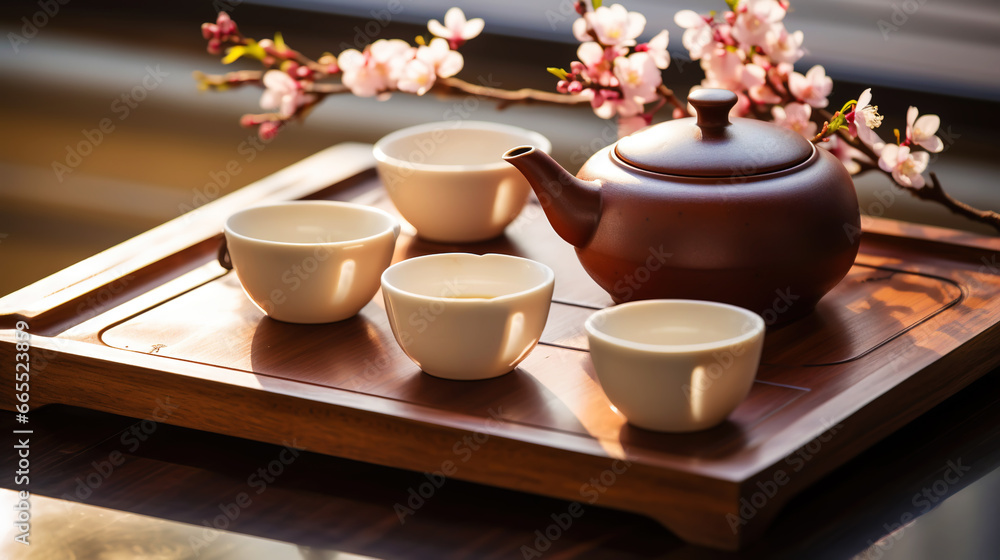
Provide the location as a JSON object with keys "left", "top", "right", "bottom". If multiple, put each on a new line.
{"left": 503, "top": 146, "right": 601, "bottom": 248}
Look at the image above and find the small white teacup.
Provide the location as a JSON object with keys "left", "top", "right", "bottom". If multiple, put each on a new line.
{"left": 585, "top": 300, "right": 765, "bottom": 432}
{"left": 224, "top": 201, "right": 400, "bottom": 324}
{"left": 380, "top": 253, "right": 555, "bottom": 380}
{"left": 373, "top": 121, "right": 551, "bottom": 243}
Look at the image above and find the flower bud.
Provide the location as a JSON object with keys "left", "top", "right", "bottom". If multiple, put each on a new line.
{"left": 258, "top": 121, "right": 281, "bottom": 140}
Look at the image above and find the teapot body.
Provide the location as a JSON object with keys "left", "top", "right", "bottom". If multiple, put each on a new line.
{"left": 574, "top": 143, "right": 860, "bottom": 324}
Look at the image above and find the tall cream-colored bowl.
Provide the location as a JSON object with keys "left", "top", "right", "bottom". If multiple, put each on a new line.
{"left": 373, "top": 121, "right": 551, "bottom": 243}
{"left": 381, "top": 253, "right": 555, "bottom": 380}
{"left": 225, "top": 201, "right": 400, "bottom": 324}
{"left": 585, "top": 300, "right": 765, "bottom": 432}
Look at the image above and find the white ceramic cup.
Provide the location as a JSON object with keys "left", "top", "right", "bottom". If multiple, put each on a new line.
{"left": 373, "top": 121, "right": 551, "bottom": 243}
{"left": 380, "top": 253, "right": 555, "bottom": 380}
{"left": 585, "top": 300, "right": 765, "bottom": 432}
{"left": 224, "top": 201, "right": 400, "bottom": 324}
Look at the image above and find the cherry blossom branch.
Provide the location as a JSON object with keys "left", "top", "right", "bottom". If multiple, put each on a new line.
{"left": 195, "top": 3, "right": 998, "bottom": 232}
{"left": 917, "top": 173, "right": 1000, "bottom": 231}
{"left": 658, "top": 85, "right": 692, "bottom": 117}
{"left": 816, "top": 108, "right": 1000, "bottom": 233}
{"left": 194, "top": 69, "right": 591, "bottom": 106}
{"left": 434, "top": 77, "right": 590, "bottom": 108}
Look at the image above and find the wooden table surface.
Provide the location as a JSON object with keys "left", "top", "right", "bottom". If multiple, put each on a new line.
{"left": 3, "top": 364, "right": 999, "bottom": 559}
{"left": 3, "top": 143, "right": 1000, "bottom": 557}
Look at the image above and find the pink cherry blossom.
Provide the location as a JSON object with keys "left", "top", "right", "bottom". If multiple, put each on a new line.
{"left": 701, "top": 48, "right": 744, "bottom": 91}
{"left": 762, "top": 25, "right": 804, "bottom": 65}
{"left": 847, "top": 88, "right": 884, "bottom": 149}
{"left": 788, "top": 65, "right": 832, "bottom": 108}
{"left": 614, "top": 52, "right": 661, "bottom": 105}
{"left": 337, "top": 49, "right": 385, "bottom": 97}
{"left": 879, "top": 144, "right": 929, "bottom": 188}
{"left": 259, "top": 70, "right": 315, "bottom": 117}
{"left": 771, "top": 102, "right": 816, "bottom": 139}
{"left": 575, "top": 3, "right": 646, "bottom": 47}
{"left": 397, "top": 59, "right": 436, "bottom": 95}
{"left": 417, "top": 37, "right": 464, "bottom": 78}
{"left": 906, "top": 106, "right": 944, "bottom": 153}
{"left": 618, "top": 114, "right": 651, "bottom": 137}
{"left": 674, "top": 10, "right": 713, "bottom": 60}
{"left": 638, "top": 30, "right": 670, "bottom": 70}
{"left": 700, "top": 49, "right": 769, "bottom": 106}
{"left": 428, "top": 8, "right": 484, "bottom": 49}
{"left": 587, "top": 89, "right": 641, "bottom": 119}
{"left": 370, "top": 38, "right": 414, "bottom": 86}
{"left": 577, "top": 42, "right": 623, "bottom": 87}
{"left": 731, "top": 0, "right": 786, "bottom": 50}
{"left": 338, "top": 40, "right": 414, "bottom": 98}
{"left": 732, "top": 91, "right": 752, "bottom": 117}
{"left": 821, "top": 135, "right": 864, "bottom": 175}
{"left": 744, "top": 63, "right": 781, "bottom": 104}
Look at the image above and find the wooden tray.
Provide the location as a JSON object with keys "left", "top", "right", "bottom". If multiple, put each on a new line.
{"left": 3, "top": 143, "right": 999, "bottom": 550}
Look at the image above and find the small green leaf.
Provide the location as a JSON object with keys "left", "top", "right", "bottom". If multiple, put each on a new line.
{"left": 222, "top": 46, "right": 246, "bottom": 64}
{"left": 245, "top": 39, "right": 267, "bottom": 60}
{"left": 592, "top": 0, "right": 602, "bottom": 8}
{"left": 547, "top": 67, "right": 569, "bottom": 80}
{"left": 724, "top": 0, "right": 738, "bottom": 10}
{"left": 274, "top": 32, "right": 287, "bottom": 53}
{"left": 222, "top": 39, "right": 267, "bottom": 64}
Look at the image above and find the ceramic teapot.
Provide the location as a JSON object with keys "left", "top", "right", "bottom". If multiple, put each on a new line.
{"left": 503, "top": 88, "right": 860, "bottom": 325}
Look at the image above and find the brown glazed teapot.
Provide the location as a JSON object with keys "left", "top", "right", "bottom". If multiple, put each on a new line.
{"left": 503, "top": 88, "right": 860, "bottom": 325}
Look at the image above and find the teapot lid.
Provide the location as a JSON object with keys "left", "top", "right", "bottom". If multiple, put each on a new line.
{"left": 615, "top": 89, "right": 813, "bottom": 178}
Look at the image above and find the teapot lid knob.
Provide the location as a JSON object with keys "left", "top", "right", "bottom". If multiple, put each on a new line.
{"left": 688, "top": 88, "right": 737, "bottom": 131}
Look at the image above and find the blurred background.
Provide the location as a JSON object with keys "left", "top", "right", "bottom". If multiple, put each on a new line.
{"left": 1, "top": 0, "right": 998, "bottom": 298}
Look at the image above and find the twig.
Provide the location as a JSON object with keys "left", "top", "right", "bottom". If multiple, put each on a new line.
{"left": 436, "top": 77, "right": 589, "bottom": 108}
{"left": 809, "top": 120, "right": 829, "bottom": 143}
{"left": 817, "top": 109, "right": 1000, "bottom": 233}
{"left": 194, "top": 70, "right": 264, "bottom": 89}
{"left": 658, "top": 84, "right": 691, "bottom": 116}
{"left": 913, "top": 172, "right": 1000, "bottom": 231}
